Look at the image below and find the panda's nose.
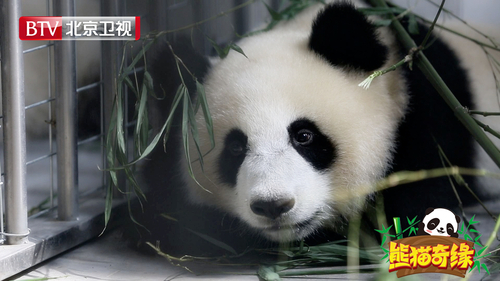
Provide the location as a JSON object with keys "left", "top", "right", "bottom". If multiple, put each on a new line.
{"left": 250, "top": 198, "right": 295, "bottom": 219}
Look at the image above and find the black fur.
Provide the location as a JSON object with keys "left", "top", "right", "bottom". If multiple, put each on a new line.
{"left": 308, "top": 1, "right": 388, "bottom": 71}
{"left": 126, "top": 39, "right": 286, "bottom": 257}
{"left": 382, "top": 21, "right": 476, "bottom": 222}
{"left": 287, "top": 118, "right": 336, "bottom": 171}
{"left": 129, "top": 3, "right": 480, "bottom": 255}
{"left": 218, "top": 128, "right": 248, "bottom": 186}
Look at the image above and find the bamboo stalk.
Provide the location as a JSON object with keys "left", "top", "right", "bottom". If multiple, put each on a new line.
{"left": 369, "top": 0, "right": 500, "bottom": 169}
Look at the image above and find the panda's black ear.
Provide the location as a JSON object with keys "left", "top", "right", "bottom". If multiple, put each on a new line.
{"left": 308, "top": 2, "right": 388, "bottom": 72}
{"left": 425, "top": 207, "right": 435, "bottom": 215}
{"left": 455, "top": 215, "right": 461, "bottom": 223}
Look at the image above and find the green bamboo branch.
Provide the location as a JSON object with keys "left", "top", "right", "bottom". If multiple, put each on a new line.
{"left": 375, "top": 167, "right": 500, "bottom": 192}
{"left": 423, "top": 0, "right": 499, "bottom": 48}
{"left": 389, "top": 0, "right": 500, "bottom": 51}
{"left": 469, "top": 110, "right": 500, "bottom": 117}
{"left": 419, "top": 0, "right": 445, "bottom": 48}
{"left": 370, "top": 0, "right": 500, "bottom": 169}
{"left": 417, "top": 19, "right": 500, "bottom": 51}
{"left": 359, "top": 56, "right": 411, "bottom": 89}
{"left": 437, "top": 143, "right": 496, "bottom": 221}
{"left": 474, "top": 118, "right": 500, "bottom": 140}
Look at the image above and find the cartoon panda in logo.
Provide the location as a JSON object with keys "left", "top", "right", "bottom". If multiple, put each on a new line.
{"left": 417, "top": 208, "right": 461, "bottom": 238}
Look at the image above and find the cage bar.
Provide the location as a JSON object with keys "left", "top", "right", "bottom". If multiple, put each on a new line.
{"left": 1, "top": 0, "right": 29, "bottom": 245}
{"left": 53, "top": 0, "right": 79, "bottom": 221}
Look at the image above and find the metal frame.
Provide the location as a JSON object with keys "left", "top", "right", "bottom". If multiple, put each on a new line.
{"left": 0, "top": 0, "right": 273, "bottom": 279}
{"left": 0, "top": 0, "right": 121, "bottom": 278}
{"left": 54, "top": 0, "right": 79, "bottom": 221}
{"left": 1, "top": 0, "right": 29, "bottom": 246}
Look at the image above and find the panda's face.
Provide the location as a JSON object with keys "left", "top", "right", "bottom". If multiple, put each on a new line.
{"left": 422, "top": 208, "right": 460, "bottom": 237}
{"left": 183, "top": 2, "right": 407, "bottom": 242}
{"left": 184, "top": 47, "right": 403, "bottom": 241}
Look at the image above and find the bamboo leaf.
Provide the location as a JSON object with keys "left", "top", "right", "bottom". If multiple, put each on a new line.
{"left": 373, "top": 19, "right": 393, "bottom": 27}
{"left": 407, "top": 215, "right": 417, "bottom": 225}
{"left": 160, "top": 213, "right": 178, "bottom": 221}
{"left": 264, "top": 2, "right": 283, "bottom": 21}
{"left": 163, "top": 85, "right": 185, "bottom": 149}
{"left": 110, "top": 85, "right": 184, "bottom": 169}
{"left": 186, "top": 228, "right": 237, "bottom": 255}
{"left": 475, "top": 246, "right": 488, "bottom": 257}
{"left": 100, "top": 181, "right": 114, "bottom": 236}
{"left": 481, "top": 263, "right": 490, "bottom": 275}
{"left": 381, "top": 234, "right": 387, "bottom": 245}
{"left": 126, "top": 192, "right": 149, "bottom": 233}
{"left": 135, "top": 80, "right": 149, "bottom": 154}
{"left": 187, "top": 92, "right": 205, "bottom": 171}
{"left": 105, "top": 98, "right": 119, "bottom": 187}
{"left": 116, "top": 82, "right": 126, "bottom": 155}
{"left": 469, "top": 215, "right": 479, "bottom": 224}
{"left": 229, "top": 43, "right": 248, "bottom": 58}
{"left": 207, "top": 37, "right": 230, "bottom": 59}
{"left": 182, "top": 89, "right": 211, "bottom": 193}
{"left": 407, "top": 13, "right": 419, "bottom": 34}
{"left": 196, "top": 80, "right": 215, "bottom": 149}
{"left": 123, "top": 75, "right": 139, "bottom": 98}
{"left": 122, "top": 40, "right": 155, "bottom": 76}
{"left": 258, "top": 266, "right": 281, "bottom": 281}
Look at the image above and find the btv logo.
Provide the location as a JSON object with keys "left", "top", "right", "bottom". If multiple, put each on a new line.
{"left": 19, "top": 17, "right": 62, "bottom": 40}
{"left": 19, "top": 16, "right": 140, "bottom": 41}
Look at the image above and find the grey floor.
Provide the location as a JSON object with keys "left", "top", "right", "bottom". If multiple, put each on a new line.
{"left": 9, "top": 202, "right": 500, "bottom": 281}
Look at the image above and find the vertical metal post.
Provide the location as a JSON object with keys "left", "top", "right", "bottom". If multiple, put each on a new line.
{"left": 0, "top": 164, "right": 4, "bottom": 244}
{"left": 1, "top": 0, "right": 29, "bottom": 245}
{"left": 101, "top": 0, "right": 125, "bottom": 191}
{"left": 54, "top": 0, "right": 78, "bottom": 221}
{"left": 234, "top": 0, "right": 249, "bottom": 36}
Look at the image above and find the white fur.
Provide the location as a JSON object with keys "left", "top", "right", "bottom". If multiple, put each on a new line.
{"left": 180, "top": 0, "right": 408, "bottom": 241}
{"left": 178, "top": 1, "right": 498, "bottom": 242}
{"left": 422, "top": 208, "right": 459, "bottom": 237}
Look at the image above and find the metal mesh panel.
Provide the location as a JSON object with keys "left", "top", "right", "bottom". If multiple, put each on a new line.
{"left": 0, "top": 0, "right": 274, "bottom": 278}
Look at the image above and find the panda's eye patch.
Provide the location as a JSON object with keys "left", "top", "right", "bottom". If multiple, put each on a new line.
{"left": 446, "top": 223, "right": 454, "bottom": 234}
{"left": 228, "top": 141, "right": 245, "bottom": 156}
{"left": 294, "top": 129, "right": 314, "bottom": 146}
{"left": 427, "top": 218, "right": 440, "bottom": 230}
{"left": 288, "top": 118, "right": 336, "bottom": 171}
{"left": 218, "top": 128, "right": 248, "bottom": 187}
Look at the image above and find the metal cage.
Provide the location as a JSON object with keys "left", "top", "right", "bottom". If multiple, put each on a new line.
{"left": 0, "top": 0, "right": 114, "bottom": 278}
{"left": 0, "top": 0, "right": 277, "bottom": 279}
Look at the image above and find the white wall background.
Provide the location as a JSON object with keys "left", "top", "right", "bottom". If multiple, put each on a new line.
{"left": 391, "top": 0, "right": 500, "bottom": 26}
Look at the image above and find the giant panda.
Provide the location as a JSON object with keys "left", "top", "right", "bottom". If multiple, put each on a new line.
{"left": 133, "top": 0, "right": 500, "bottom": 254}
